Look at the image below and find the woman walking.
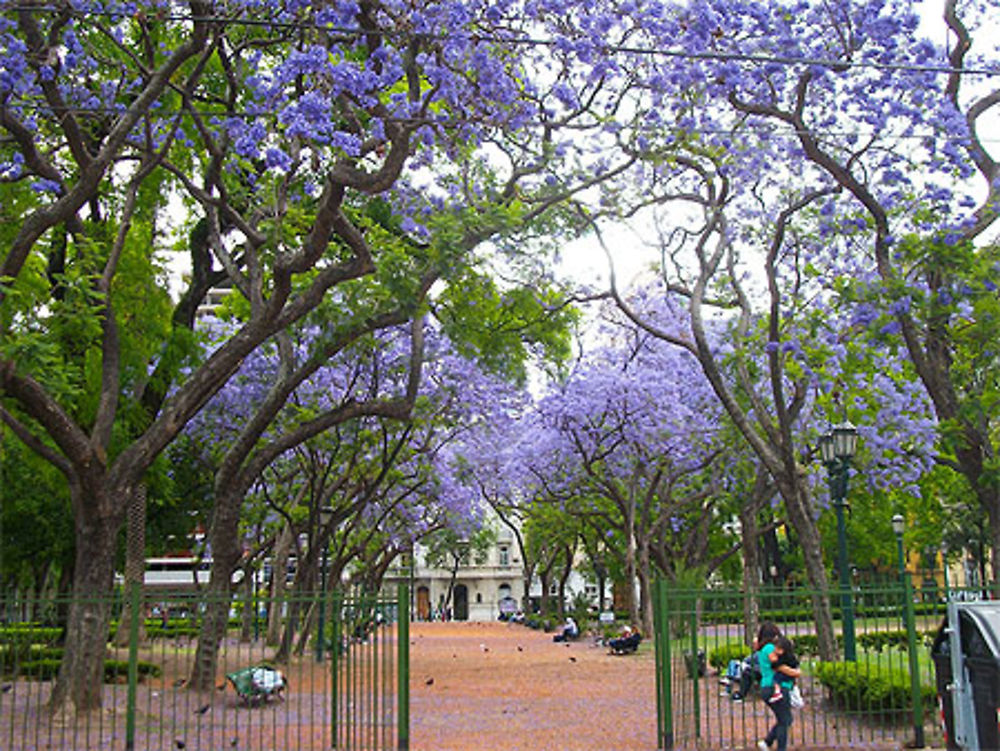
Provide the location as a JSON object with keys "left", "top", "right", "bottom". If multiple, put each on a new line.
{"left": 756, "top": 622, "right": 801, "bottom": 751}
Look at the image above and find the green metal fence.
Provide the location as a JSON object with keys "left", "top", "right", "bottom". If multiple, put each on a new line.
{"left": 0, "top": 584, "right": 409, "bottom": 751}
{"left": 652, "top": 578, "right": 967, "bottom": 750}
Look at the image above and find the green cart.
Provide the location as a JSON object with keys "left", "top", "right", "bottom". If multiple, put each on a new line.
{"left": 226, "top": 666, "right": 287, "bottom": 706}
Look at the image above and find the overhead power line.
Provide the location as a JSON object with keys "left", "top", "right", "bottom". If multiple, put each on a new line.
{"left": 6, "top": 4, "right": 1000, "bottom": 79}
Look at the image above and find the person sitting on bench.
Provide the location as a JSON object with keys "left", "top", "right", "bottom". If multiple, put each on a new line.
{"left": 608, "top": 625, "right": 641, "bottom": 654}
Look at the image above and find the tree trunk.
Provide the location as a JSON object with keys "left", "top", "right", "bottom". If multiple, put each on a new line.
{"left": 556, "top": 550, "right": 573, "bottom": 620}
{"left": 190, "top": 575, "right": 233, "bottom": 689}
{"left": 539, "top": 572, "right": 551, "bottom": 617}
{"left": 275, "top": 552, "right": 318, "bottom": 663}
{"left": 295, "top": 601, "right": 317, "bottom": 656}
{"left": 740, "top": 497, "right": 761, "bottom": 647}
{"left": 114, "top": 484, "right": 148, "bottom": 647}
{"left": 48, "top": 487, "right": 122, "bottom": 717}
{"left": 741, "top": 471, "right": 770, "bottom": 645}
{"left": 522, "top": 563, "right": 535, "bottom": 616}
{"left": 267, "top": 524, "right": 294, "bottom": 646}
{"left": 189, "top": 491, "right": 243, "bottom": 690}
{"left": 292, "top": 556, "right": 319, "bottom": 657}
{"left": 637, "top": 538, "right": 653, "bottom": 637}
{"left": 275, "top": 595, "right": 302, "bottom": 664}
{"left": 624, "top": 535, "right": 640, "bottom": 628}
{"left": 783, "top": 481, "right": 837, "bottom": 660}
{"left": 444, "top": 558, "right": 459, "bottom": 615}
{"left": 239, "top": 569, "right": 254, "bottom": 643}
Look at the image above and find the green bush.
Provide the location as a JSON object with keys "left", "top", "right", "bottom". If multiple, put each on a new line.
{"left": 857, "top": 630, "right": 909, "bottom": 652}
{"left": 814, "top": 661, "right": 935, "bottom": 714}
{"left": 784, "top": 629, "right": 937, "bottom": 657}
{"left": 18, "top": 658, "right": 161, "bottom": 682}
{"left": 600, "top": 624, "right": 621, "bottom": 643}
{"left": 708, "top": 642, "right": 750, "bottom": 670}
{"left": 145, "top": 624, "right": 201, "bottom": 639}
{"left": 1, "top": 644, "right": 65, "bottom": 672}
{"left": 18, "top": 659, "right": 62, "bottom": 680}
{"left": 103, "top": 660, "right": 162, "bottom": 681}
{"left": 0, "top": 626, "right": 62, "bottom": 645}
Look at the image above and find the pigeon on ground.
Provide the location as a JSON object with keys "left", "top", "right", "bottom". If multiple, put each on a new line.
{"left": 569, "top": 656, "right": 577, "bottom": 663}
{"left": 175, "top": 741, "right": 186, "bottom": 749}
{"left": 517, "top": 646, "right": 523, "bottom": 652}
{"left": 194, "top": 704, "right": 211, "bottom": 715}
{"left": 425, "top": 677, "right": 434, "bottom": 686}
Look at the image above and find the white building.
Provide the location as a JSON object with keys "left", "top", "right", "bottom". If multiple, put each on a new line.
{"left": 385, "top": 525, "right": 606, "bottom": 622}
{"left": 404, "top": 526, "right": 525, "bottom": 621}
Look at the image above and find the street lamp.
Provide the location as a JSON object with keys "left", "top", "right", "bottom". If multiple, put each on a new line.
{"left": 316, "top": 506, "right": 333, "bottom": 663}
{"left": 892, "top": 514, "right": 906, "bottom": 573}
{"left": 819, "top": 420, "right": 858, "bottom": 661}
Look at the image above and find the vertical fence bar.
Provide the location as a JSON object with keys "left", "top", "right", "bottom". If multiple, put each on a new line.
{"left": 903, "top": 576, "right": 926, "bottom": 748}
{"left": 124, "top": 581, "right": 141, "bottom": 751}
{"left": 658, "top": 579, "right": 674, "bottom": 750}
{"left": 653, "top": 579, "right": 664, "bottom": 750}
{"left": 331, "top": 590, "right": 341, "bottom": 749}
{"left": 397, "top": 583, "right": 410, "bottom": 751}
{"left": 689, "top": 594, "right": 700, "bottom": 741}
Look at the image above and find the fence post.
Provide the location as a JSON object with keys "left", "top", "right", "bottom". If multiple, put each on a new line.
{"left": 689, "top": 595, "right": 700, "bottom": 741}
{"left": 125, "top": 581, "right": 141, "bottom": 751}
{"left": 397, "top": 583, "right": 410, "bottom": 751}
{"left": 331, "top": 590, "right": 341, "bottom": 749}
{"left": 657, "top": 579, "right": 674, "bottom": 750}
{"left": 904, "top": 576, "right": 926, "bottom": 748}
{"left": 653, "top": 579, "right": 664, "bottom": 750}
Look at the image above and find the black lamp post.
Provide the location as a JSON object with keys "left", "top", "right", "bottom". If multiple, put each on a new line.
{"left": 315, "top": 506, "right": 333, "bottom": 663}
{"left": 819, "top": 421, "right": 858, "bottom": 662}
{"left": 892, "top": 514, "right": 906, "bottom": 577}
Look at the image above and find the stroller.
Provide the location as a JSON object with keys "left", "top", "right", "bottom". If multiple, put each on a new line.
{"left": 226, "top": 666, "right": 288, "bottom": 706}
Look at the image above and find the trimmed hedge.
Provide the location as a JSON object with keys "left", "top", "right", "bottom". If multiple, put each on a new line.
{"left": 17, "top": 658, "right": 161, "bottom": 682}
{"left": 102, "top": 660, "right": 162, "bottom": 681}
{"left": 814, "top": 660, "right": 935, "bottom": 714}
{"left": 144, "top": 624, "right": 201, "bottom": 639}
{"left": 0, "top": 627, "right": 61, "bottom": 645}
{"left": 708, "top": 642, "right": 749, "bottom": 670}
{"left": 709, "top": 628, "right": 938, "bottom": 669}
{"left": 0, "top": 646, "right": 64, "bottom": 675}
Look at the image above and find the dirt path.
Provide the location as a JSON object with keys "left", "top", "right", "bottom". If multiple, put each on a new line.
{"left": 409, "top": 621, "right": 658, "bottom": 751}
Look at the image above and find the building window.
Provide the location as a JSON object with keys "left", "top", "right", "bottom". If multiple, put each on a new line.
{"left": 499, "top": 546, "right": 510, "bottom": 567}
{"left": 476, "top": 592, "right": 483, "bottom": 604}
